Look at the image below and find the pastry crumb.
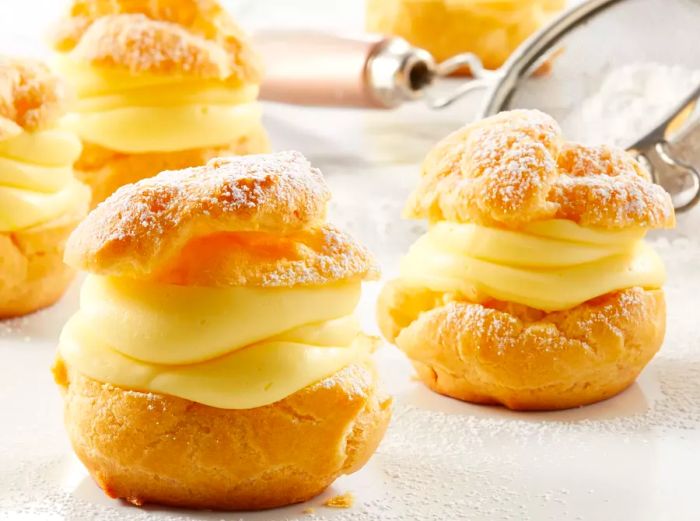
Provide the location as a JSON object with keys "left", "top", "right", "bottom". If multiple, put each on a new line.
{"left": 323, "top": 492, "right": 354, "bottom": 509}
{"left": 302, "top": 507, "right": 315, "bottom": 515}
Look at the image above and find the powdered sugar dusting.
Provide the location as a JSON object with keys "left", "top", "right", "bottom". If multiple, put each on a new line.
{"left": 259, "top": 225, "right": 380, "bottom": 287}
{"left": 561, "top": 63, "right": 700, "bottom": 148}
{"left": 72, "top": 14, "right": 231, "bottom": 78}
{"left": 553, "top": 142, "right": 675, "bottom": 227}
{"left": 54, "top": 2, "right": 261, "bottom": 84}
{"left": 111, "top": 149, "right": 328, "bottom": 235}
{"left": 454, "top": 110, "right": 559, "bottom": 217}
{"left": 469, "top": 129, "right": 553, "bottom": 211}
{"left": 554, "top": 172, "right": 674, "bottom": 226}
{"left": 67, "top": 150, "right": 337, "bottom": 278}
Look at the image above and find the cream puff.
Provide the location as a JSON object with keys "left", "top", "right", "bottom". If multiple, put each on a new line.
{"left": 366, "top": 0, "right": 565, "bottom": 71}
{"left": 377, "top": 109, "right": 675, "bottom": 411}
{"left": 50, "top": 0, "right": 269, "bottom": 206}
{"left": 0, "top": 56, "right": 90, "bottom": 318}
{"left": 53, "top": 151, "right": 392, "bottom": 510}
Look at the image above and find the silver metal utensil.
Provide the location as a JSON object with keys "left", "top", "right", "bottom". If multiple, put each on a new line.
{"left": 254, "top": 30, "right": 492, "bottom": 110}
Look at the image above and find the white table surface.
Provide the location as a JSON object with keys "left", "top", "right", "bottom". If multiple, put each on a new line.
{"left": 2, "top": 2, "right": 700, "bottom": 520}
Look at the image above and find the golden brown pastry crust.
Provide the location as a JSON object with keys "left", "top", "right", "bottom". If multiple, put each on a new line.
{"left": 52, "top": 0, "right": 261, "bottom": 84}
{"left": 405, "top": 110, "right": 675, "bottom": 230}
{"left": 378, "top": 281, "right": 665, "bottom": 410}
{"left": 154, "top": 224, "right": 379, "bottom": 288}
{"left": 0, "top": 211, "right": 86, "bottom": 318}
{"left": 0, "top": 56, "right": 65, "bottom": 140}
{"left": 54, "top": 361, "right": 392, "bottom": 510}
{"left": 65, "top": 151, "right": 379, "bottom": 286}
{"left": 366, "top": 0, "right": 564, "bottom": 71}
{"left": 75, "top": 129, "right": 269, "bottom": 206}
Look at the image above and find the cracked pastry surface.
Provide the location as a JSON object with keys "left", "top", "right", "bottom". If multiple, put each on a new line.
{"left": 378, "top": 109, "right": 674, "bottom": 410}
{"left": 0, "top": 56, "right": 90, "bottom": 317}
{"left": 50, "top": 0, "right": 269, "bottom": 206}
{"left": 54, "top": 151, "right": 391, "bottom": 509}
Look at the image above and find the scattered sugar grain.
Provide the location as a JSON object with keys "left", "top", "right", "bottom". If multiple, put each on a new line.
{"left": 323, "top": 492, "right": 354, "bottom": 509}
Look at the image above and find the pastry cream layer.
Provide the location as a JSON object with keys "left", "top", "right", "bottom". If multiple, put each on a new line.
{"left": 54, "top": 56, "right": 263, "bottom": 153}
{"left": 0, "top": 129, "right": 87, "bottom": 232}
{"left": 77, "top": 275, "right": 363, "bottom": 364}
{"left": 58, "top": 276, "right": 372, "bottom": 409}
{"left": 399, "top": 220, "right": 665, "bottom": 311}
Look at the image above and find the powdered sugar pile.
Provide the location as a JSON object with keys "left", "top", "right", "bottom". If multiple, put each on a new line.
{"left": 561, "top": 63, "right": 700, "bottom": 148}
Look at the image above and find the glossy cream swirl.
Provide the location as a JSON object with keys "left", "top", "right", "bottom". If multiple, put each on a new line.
{"left": 399, "top": 219, "right": 665, "bottom": 311}
{"left": 58, "top": 276, "right": 373, "bottom": 409}
{"left": 53, "top": 55, "right": 264, "bottom": 153}
{"left": 0, "top": 128, "right": 88, "bottom": 231}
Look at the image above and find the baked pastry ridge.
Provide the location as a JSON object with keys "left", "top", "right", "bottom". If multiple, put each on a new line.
{"left": 378, "top": 109, "right": 674, "bottom": 410}
{"left": 50, "top": 0, "right": 269, "bottom": 205}
{"left": 0, "top": 56, "right": 90, "bottom": 317}
{"left": 54, "top": 151, "right": 391, "bottom": 509}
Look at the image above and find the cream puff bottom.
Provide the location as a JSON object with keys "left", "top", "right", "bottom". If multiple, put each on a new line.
{"left": 54, "top": 361, "right": 392, "bottom": 510}
{"left": 0, "top": 213, "right": 84, "bottom": 317}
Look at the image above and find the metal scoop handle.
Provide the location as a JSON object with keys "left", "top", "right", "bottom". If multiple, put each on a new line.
{"left": 254, "top": 30, "right": 489, "bottom": 109}
{"left": 631, "top": 84, "right": 700, "bottom": 212}
{"left": 636, "top": 142, "right": 700, "bottom": 213}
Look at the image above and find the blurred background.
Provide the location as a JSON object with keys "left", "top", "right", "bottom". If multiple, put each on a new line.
{"left": 0, "top": 1, "right": 367, "bottom": 55}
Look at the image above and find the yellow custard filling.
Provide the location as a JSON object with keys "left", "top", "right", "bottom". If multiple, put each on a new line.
{"left": 399, "top": 219, "right": 665, "bottom": 311}
{"left": 58, "top": 276, "right": 372, "bottom": 409}
{"left": 0, "top": 129, "right": 87, "bottom": 232}
{"left": 60, "top": 103, "right": 262, "bottom": 153}
{"left": 53, "top": 55, "right": 263, "bottom": 153}
{"left": 0, "top": 128, "right": 83, "bottom": 167}
{"left": 52, "top": 55, "right": 199, "bottom": 96}
{"left": 73, "top": 82, "right": 259, "bottom": 112}
{"left": 77, "top": 275, "right": 362, "bottom": 364}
